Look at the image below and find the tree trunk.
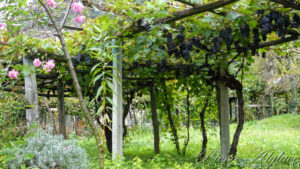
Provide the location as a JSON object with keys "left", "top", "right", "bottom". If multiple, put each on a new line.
{"left": 229, "top": 98, "right": 233, "bottom": 122}
{"left": 58, "top": 79, "right": 66, "bottom": 138}
{"left": 23, "top": 55, "right": 39, "bottom": 128}
{"left": 229, "top": 89, "right": 244, "bottom": 157}
{"left": 216, "top": 56, "right": 230, "bottom": 162}
{"left": 235, "top": 97, "right": 239, "bottom": 122}
{"left": 150, "top": 82, "right": 160, "bottom": 154}
{"left": 182, "top": 86, "right": 190, "bottom": 155}
{"left": 163, "top": 83, "right": 180, "bottom": 154}
{"left": 197, "top": 100, "right": 209, "bottom": 161}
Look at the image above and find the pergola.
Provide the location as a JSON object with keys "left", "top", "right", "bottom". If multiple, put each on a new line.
{"left": 1, "top": 0, "right": 299, "bottom": 162}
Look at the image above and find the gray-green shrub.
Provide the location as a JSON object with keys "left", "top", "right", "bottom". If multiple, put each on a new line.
{"left": 7, "top": 129, "right": 87, "bottom": 169}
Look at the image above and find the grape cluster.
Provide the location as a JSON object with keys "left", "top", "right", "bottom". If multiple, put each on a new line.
{"left": 259, "top": 11, "right": 299, "bottom": 41}
{"left": 166, "top": 30, "right": 208, "bottom": 61}
{"left": 259, "top": 14, "right": 273, "bottom": 40}
{"left": 220, "top": 27, "right": 233, "bottom": 50}
{"left": 256, "top": 10, "right": 265, "bottom": 15}
{"left": 157, "top": 10, "right": 299, "bottom": 74}
{"left": 240, "top": 24, "right": 250, "bottom": 38}
{"left": 156, "top": 58, "right": 167, "bottom": 72}
{"left": 291, "top": 14, "right": 300, "bottom": 28}
{"left": 262, "top": 52, "right": 266, "bottom": 58}
{"left": 210, "top": 37, "right": 222, "bottom": 54}
{"left": 191, "top": 36, "right": 208, "bottom": 51}
{"left": 146, "top": 60, "right": 152, "bottom": 67}
{"left": 183, "top": 66, "right": 194, "bottom": 78}
{"left": 253, "top": 28, "right": 260, "bottom": 45}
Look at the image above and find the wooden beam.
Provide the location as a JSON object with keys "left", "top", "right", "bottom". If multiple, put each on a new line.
{"left": 175, "top": 0, "right": 227, "bottom": 16}
{"left": 156, "top": 0, "right": 237, "bottom": 23}
{"left": 270, "top": 0, "right": 300, "bottom": 10}
{"left": 258, "top": 35, "right": 299, "bottom": 49}
{"left": 118, "top": 0, "right": 238, "bottom": 37}
{"left": 63, "top": 25, "right": 83, "bottom": 31}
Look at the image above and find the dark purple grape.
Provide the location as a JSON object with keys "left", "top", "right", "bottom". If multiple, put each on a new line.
{"left": 283, "top": 15, "right": 290, "bottom": 28}
{"left": 186, "top": 42, "right": 193, "bottom": 51}
{"left": 240, "top": 24, "right": 250, "bottom": 38}
{"left": 220, "top": 27, "right": 233, "bottom": 50}
{"left": 176, "top": 33, "right": 185, "bottom": 42}
{"left": 291, "top": 14, "right": 300, "bottom": 28}
{"left": 191, "top": 36, "right": 208, "bottom": 51}
{"left": 253, "top": 28, "right": 260, "bottom": 45}
{"left": 211, "top": 37, "right": 222, "bottom": 54}
{"left": 259, "top": 14, "right": 273, "bottom": 36}
{"left": 183, "top": 50, "right": 190, "bottom": 61}
{"left": 256, "top": 10, "right": 265, "bottom": 15}
{"left": 262, "top": 52, "right": 266, "bottom": 58}
{"left": 146, "top": 60, "right": 152, "bottom": 67}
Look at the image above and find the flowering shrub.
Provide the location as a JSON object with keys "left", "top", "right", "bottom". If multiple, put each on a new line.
{"left": 7, "top": 129, "right": 87, "bottom": 169}
{"left": 7, "top": 59, "right": 55, "bottom": 79}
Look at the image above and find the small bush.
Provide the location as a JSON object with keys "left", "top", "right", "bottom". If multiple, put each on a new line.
{"left": 7, "top": 129, "right": 87, "bottom": 169}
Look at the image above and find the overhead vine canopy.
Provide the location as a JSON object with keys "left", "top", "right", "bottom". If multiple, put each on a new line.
{"left": 1, "top": 0, "right": 299, "bottom": 93}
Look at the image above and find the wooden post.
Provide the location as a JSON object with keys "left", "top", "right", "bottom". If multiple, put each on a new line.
{"left": 290, "top": 87, "right": 298, "bottom": 114}
{"left": 43, "top": 97, "right": 57, "bottom": 134}
{"left": 216, "top": 56, "right": 230, "bottom": 162}
{"left": 149, "top": 82, "right": 160, "bottom": 154}
{"left": 58, "top": 79, "right": 66, "bottom": 138}
{"left": 23, "top": 56, "right": 39, "bottom": 128}
{"left": 112, "top": 39, "right": 123, "bottom": 160}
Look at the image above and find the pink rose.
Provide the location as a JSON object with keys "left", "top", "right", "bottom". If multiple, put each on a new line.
{"left": 8, "top": 69, "right": 19, "bottom": 79}
{"left": 71, "top": 2, "right": 84, "bottom": 13}
{"left": 33, "top": 58, "right": 42, "bottom": 67}
{"left": 43, "top": 60, "right": 55, "bottom": 72}
{"left": 45, "top": 60, "right": 55, "bottom": 69}
{"left": 47, "top": 0, "right": 56, "bottom": 8}
{"left": 75, "top": 14, "right": 85, "bottom": 24}
{"left": 0, "top": 22, "right": 5, "bottom": 28}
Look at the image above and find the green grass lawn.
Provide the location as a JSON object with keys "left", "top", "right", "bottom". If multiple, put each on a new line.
{"left": 79, "top": 114, "right": 300, "bottom": 169}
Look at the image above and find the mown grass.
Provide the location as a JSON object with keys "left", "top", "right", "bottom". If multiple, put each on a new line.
{"left": 78, "top": 114, "right": 300, "bottom": 169}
